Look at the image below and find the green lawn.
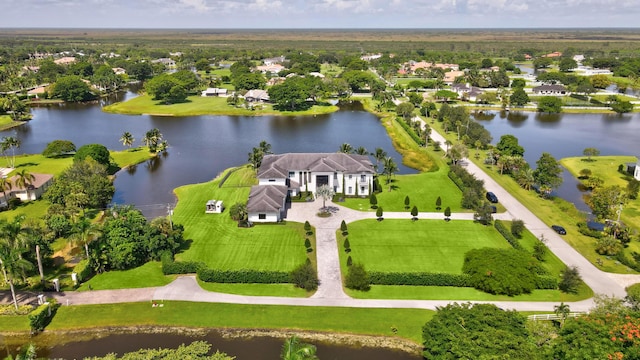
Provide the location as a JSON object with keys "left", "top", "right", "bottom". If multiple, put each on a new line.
{"left": 0, "top": 115, "right": 23, "bottom": 131}
{"left": 320, "top": 63, "right": 343, "bottom": 77}
{"left": 340, "top": 170, "right": 464, "bottom": 213}
{"left": 340, "top": 219, "right": 510, "bottom": 274}
{"left": 346, "top": 283, "right": 592, "bottom": 301}
{"left": 173, "top": 167, "right": 311, "bottom": 271}
{"left": 103, "top": 94, "right": 339, "bottom": 117}
{"left": 38, "top": 301, "right": 434, "bottom": 343}
{"left": 77, "top": 262, "right": 175, "bottom": 291}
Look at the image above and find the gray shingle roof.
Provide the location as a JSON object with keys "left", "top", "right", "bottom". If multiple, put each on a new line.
{"left": 258, "top": 153, "right": 374, "bottom": 178}
{"left": 247, "top": 185, "right": 288, "bottom": 213}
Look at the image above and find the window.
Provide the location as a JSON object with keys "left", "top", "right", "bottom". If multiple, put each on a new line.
{"left": 258, "top": 214, "right": 266, "bottom": 220}
{"left": 361, "top": 175, "right": 366, "bottom": 181}
{"left": 268, "top": 179, "right": 275, "bottom": 182}
{"left": 360, "top": 186, "right": 365, "bottom": 193}
{"left": 348, "top": 186, "right": 352, "bottom": 194}
{"left": 289, "top": 171, "right": 295, "bottom": 178}
{"left": 334, "top": 172, "right": 337, "bottom": 179}
{"left": 348, "top": 175, "right": 352, "bottom": 179}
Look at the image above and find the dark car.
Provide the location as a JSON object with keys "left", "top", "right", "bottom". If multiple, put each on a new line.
{"left": 486, "top": 192, "right": 498, "bottom": 203}
{"left": 552, "top": 225, "right": 566, "bottom": 235}
{"left": 490, "top": 205, "right": 497, "bottom": 213}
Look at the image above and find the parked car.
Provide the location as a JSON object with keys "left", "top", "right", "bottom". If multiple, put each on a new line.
{"left": 490, "top": 205, "right": 497, "bottom": 213}
{"left": 486, "top": 192, "right": 498, "bottom": 203}
{"left": 552, "top": 225, "right": 566, "bottom": 235}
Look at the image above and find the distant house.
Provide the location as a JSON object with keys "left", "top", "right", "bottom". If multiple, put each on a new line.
{"left": 542, "top": 52, "right": 563, "bottom": 58}
{"left": 267, "top": 77, "right": 286, "bottom": 86}
{"left": 112, "top": 67, "right": 126, "bottom": 75}
{"left": 308, "top": 72, "right": 325, "bottom": 78}
{"left": 205, "top": 200, "right": 224, "bottom": 214}
{"left": 244, "top": 89, "right": 270, "bottom": 102}
{"left": 255, "top": 64, "right": 285, "bottom": 75}
{"left": 443, "top": 70, "right": 465, "bottom": 85}
{"left": 201, "top": 88, "right": 228, "bottom": 97}
{"left": 22, "top": 66, "right": 40, "bottom": 73}
{"left": 533, "top": 84, "right": 568, "bottom": 96}
{"left": 54, "top": 57, "right": 76, "bottom": 65}
{"left": 628, "top": 158, "right": 640, "bottom": 181}
{"left": 152, "top": 58, "right": 176, "bottom": 68}
{"left": 360, "top": 53, "right": 382, "bottom": 61}
{"left": 451, "top": 83, "right": 484, "bottom": 102}
{"left": 263, "top": 56, "right": 286, "bottom": 66}
{"left": 3, "top": 173, "right": 54, "bottom": 204}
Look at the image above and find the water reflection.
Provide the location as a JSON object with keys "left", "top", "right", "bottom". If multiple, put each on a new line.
{"left": 534, "top": 112, "right": 562, "bottom": 126}
{"left": 506, "top": 111, "right": 528, "bottom": 126}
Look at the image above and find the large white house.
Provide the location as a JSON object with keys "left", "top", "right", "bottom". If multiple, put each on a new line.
{"left": 247, "top": 153, "right": 375, "bottom": 222}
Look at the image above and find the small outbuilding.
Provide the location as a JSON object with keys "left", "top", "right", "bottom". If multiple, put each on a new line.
{"left": 205, "top": 200, "right": 224, "bottom": 214}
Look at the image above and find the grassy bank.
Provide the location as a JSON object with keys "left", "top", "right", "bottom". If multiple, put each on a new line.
{"left": 1, "top": 302, "right": 434, "bottom": 344}
{"left": 103, "top": 94, "right": 339, "bottom": 117}
{"left": 0, "top": 115, "right": 25, "bottom": 131}
{"left": 77, "top": 262, "right": 175, "bottom": 291}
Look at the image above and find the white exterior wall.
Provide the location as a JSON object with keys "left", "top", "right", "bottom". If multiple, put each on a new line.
{"left": 248, "top": 212, "right": 280, "bottom": 223}
{"left": 635, "top": 165, "right": 640, "bottom": 181}
{"left": 258, "top": 178, "right": 287, "bottom": 186}
{"left": 342, "top": 173, "right": 373, "bottom": 196}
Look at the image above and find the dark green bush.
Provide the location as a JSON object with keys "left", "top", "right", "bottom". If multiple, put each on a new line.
{"left": 161, "top": 252, "right": 205, "bottom": 275}
{"left": 463, "top": 248, "right": 539, "bottom": 296}
{"left": 198, "top": 268, "right": 290, "bottom": 284}
{"left": 73, "top": 259, "right": 93, "bottom": 283}
{"left": 345, "top": 263, "right": 370, "bottom": 291}
{"left": 535, "top": 276, "right": 558, "bottom": 290}
{"left": 494, "top": 220, "right": 523, "bottom": 250}
{"left": 290, "top": 262, "right": 319, "bottom": 291}
{"left": 304, "top": 238, "right": 311, "bottom": 248}
{"left": 395, "top": 117, "right": 425, "bottom": 146}
{"left": 577, "top": 222, "right": 604, "bottom": 239}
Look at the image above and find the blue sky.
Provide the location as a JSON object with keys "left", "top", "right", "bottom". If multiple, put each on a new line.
{"left": 3, "top": 0, "right": 640, "bottom": 28}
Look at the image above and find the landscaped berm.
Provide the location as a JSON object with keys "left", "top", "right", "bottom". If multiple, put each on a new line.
{"left": 172, "top": 166, "right": 309, "bottom": 272}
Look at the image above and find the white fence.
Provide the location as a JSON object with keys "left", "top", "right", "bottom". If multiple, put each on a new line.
{"left": 527, "top": 312, "right": 586, "bottom": 321}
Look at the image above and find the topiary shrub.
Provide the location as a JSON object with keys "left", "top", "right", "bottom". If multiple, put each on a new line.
{"left": 462, "top": 248, "right": 539, "bottom": 296}
{"left": 28, "top": 299, "right": 59, "bottom": 332}
{"left": 74, "top": 143, "right": 111, "bottom": 167}
{"left": 304, "top": 221, "right": 313, "bottom": 235}
{"left": 346, "top": 256, "right": 353, "bottom": 267}
{"left": 304, "top": 238, "right": 311, "bottom": 248}
{"left": 345, "top": 263, "right": 370, "bottom": 291}
{"left": 340, "top": 220, "right": 348, "bottom": 235}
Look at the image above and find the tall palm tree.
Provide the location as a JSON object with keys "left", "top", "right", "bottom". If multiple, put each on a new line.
{"left": 0, "top": 136, "right": 21, "bottom": 168}
{"left": 258, "top": 140, "right": 272, "bottom": 155}
{"left": 119, "top": 131, "right": 134, "bottom": 148}
{"left": 338, "top": 143, "right": 353, "bottom": 154}
{"left": 382, "top": 156, "right": 398, "bottom": 187}
{"left": 516, "top": 168, "right": 535, "bottom": 191}
{"left": 0, "top": 176, "right": 12, "bottom": 207}
{"left": 371, "top": 147, "right": 387, "bottom": 174}
{"left": 69, "top": 216, "right": 101, "bottom": 259}
{"left": 0, "top": 216, "right": 34, "bottom": 310}
{"left": 142, "top": 128, "right": 163, "bottom": 153}
{"left": 281, "top": 336, "right": 318, "bottom": 360}
{"left": 14, "top": 169, "right": 35, "bottom": 200}
{"left": 554, "top": 302, "right": 571, "bottom": 327}
{"left": 354, "top": 146, "right": 368, "bottom": 155}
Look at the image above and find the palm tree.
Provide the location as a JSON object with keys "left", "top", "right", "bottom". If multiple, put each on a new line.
{"left": 382, "top": 156, "right": 398, "bottom": 188}
{"left": 69, "top": 216, "right": 101, "bottom": 259}
{"left": 14, "top": 169, "right": 35, "bottom": 200}
{"left": 119, "top": 131, "right": 134, "bottom": 148}
{"left": 0, "top": 136, "right": 21, "bottom": 168}
{"left": 338, "top": 143, "right": 353, "bottom": 154}
{"left": 516, "top": 168, "right": 535, "bottom": 191}
{"left": 554, "top": 302, "right": 571, "bottom": 327}
{"left": 281, "top": 336, "right": 318, "bottom": 360}
{"left": 371, "top": 147, "right": 387, "bottom": 174}
{"left": 142, "top": 128, "right": 163, "bottom": 153}
{"left": 258, "top": 140, "right": 272, "bottom": 155}
{"left": 0, "top": 216, "right": 34, "bottom": 309}
{"left": 354, "top": 146, "right": 368, "bottom": 155}
{"left": 0, "top": 176, "right": 12, "bottom": 206}
{"left": 316, "top": 184, "right": 335, "bottom": 210}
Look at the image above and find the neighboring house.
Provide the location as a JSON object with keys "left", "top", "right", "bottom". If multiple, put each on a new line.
{"left": 201, "top": 88, "right": 228, "bottom": 97}
{"left": 2, "top": 173, "right": 54, "bottom": 204}
{"left": 360, "top": 53, "right": 382, "bottom": 61}
{"left": 244, "top": 89, "right": 270, "bottom": 102}
{"left": 152, "top": 58, "right": 176, "bottom": 68}
{"left": 572, "top": 67, "right": 613, "bottom": 76}
{"left": 54, "top": 57, "right": 76, "bottom": 65}
{"left": 205, "top": 200, "right": 224, "bottom": 214}
{"left": 532, "top": 84, "right": 568, "bottom": 96}
{"left": 628, "top": 158, "right": 640, "bottom": 181}
{"left": 308, "top": 72, "right": 325, "bottom": 78}
{"left": 255, "top": 64, "right": 285, "bottom": 75}
{"left": 443, "top": 70, "right": 465, "bottom": 85}
{"left": 451, "top": 83, "right": 484, "bottom": 102}
{"left": 247, "top": 185, "right": 288, "bottom": 223}
{"left": 542, "top": 52, "right": 563, "bottom": 58}
{"left": 263, "top": 56, "right": 286, "bottom": 66}
{"left": 112, "top": 67, "right": 126, "bottom": 75}
{"left": 267, "top": 77, "right": 286, "bottom": 86}
{"left": 29, "top": 52, "right": 52, "bottom": 60}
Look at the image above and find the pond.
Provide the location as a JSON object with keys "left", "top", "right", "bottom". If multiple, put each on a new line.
{"left": 11, "top": 95, "right": 412, "bottom": 218}
{"left": 472, "top": 110, "right": 640, "bottom": 212}
{"left": 4, "top": 331, "right": 421, "bottom": 360}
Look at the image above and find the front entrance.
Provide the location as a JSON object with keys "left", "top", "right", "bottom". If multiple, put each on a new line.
{"left": 316, "top": 175, "right": 329, "bottom": 187}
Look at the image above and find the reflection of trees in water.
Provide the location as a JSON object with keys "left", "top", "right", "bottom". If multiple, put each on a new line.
{"left": 161, "top": 149, "right": 169, "bottom": 159}
{"left": 472, "top": 111, "right": 496, "bottom": 121}
{"left": 145, "top": 155, "right": 162, "bottom": 172}
{"left": 126, "top": 164, "right": 137, "bottom": 175}
{"left": 507, "top": 111, "right": 528, "bottom": 125}
{"left": 535, "top": 112, "right": 562, "bottom": 124}
{"left": 602, "top": 113, "right": 632, "bottom": 124}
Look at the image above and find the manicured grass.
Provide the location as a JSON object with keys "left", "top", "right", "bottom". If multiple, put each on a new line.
{"left": 339, "top": 171, "right": 464, "bottom": 213}
{"left": 0, "top": 315, "right": 29, "bottom": 332}
{"left": 110, "top": 146, "right": 158, "bottom": 171}
{"left": 103, "top": 94, "right": 339, "bottom": 117}
{"left": 0, "top": 199, "right": 51, "bottom": 220}
{"left": 77, "top": 262, "right": 174, "bottom": 291}
{"left": 320, "top": 63, "right": 343, "bottom": 77}
{"left": 346, "top": 283, "right": 592, "bottom": 302}
{"left": 340, "top": 219, "right": 510, "bottom": 274}
{"left": 41, "top": 301, "right": 433, "bottom": 343}
{"left": 197, "top": 280, "right": 310, "bottom": 298}
{"left": 512, "top": 223, "right": 567, "bottom": 276}
{"left": 173, "top": 167, "right": 310, "bottom": 271}
{"left": 430, "top": 120, "right": 637, "bottom": 273}
{"left": 0, "top": 115, "right": 23, "bottom": 131}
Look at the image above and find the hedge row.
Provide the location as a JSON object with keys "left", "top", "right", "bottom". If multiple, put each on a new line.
{"left": 615, "top": 252, "right": 640, "bottom": 273}
{"left": 494, "top": 220, "right": 523, "bottom": 250}
{"left": 395, "top": 117, "right": 425, "bottom": 146}
{"left": 577, "top": 222, "right": 604, "bottom": 239}
{"left": 369, "top": 272, "right": 472, "bottom": 287}
{"left": 535, "top": 276, "right": 559, "bottom": 290}
{"left": 197, "top": 268, "right": 290, "bottom": 284}
{"left": 447, "top": 170, "right": 465, "bottom": 192}
{"left": 28, "top": 299, "right": 59, "bottom": 332}
{"left": 73, "top": 259, "right": 93, "bottom": 283}
{"left": 161, "top": 252, "right": 204, "bottom": 275}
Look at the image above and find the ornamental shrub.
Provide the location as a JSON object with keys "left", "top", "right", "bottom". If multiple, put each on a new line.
{"left": 28, "top": 299, "right": 59, "bottom": 332}
{"left": 345, "top": 263, "right": 370, "bottom": 291}
{"left": 198, "top": 268, "right": 290, "bottom": 284}
{"left": 290, "top": 262, "right": 319, "bottom": 291}
{"left": 462, "top": 247, "right": 539, "bottom": 296}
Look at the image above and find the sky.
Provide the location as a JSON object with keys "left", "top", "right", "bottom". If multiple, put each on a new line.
{"left": 3, "top": 0, "right": 640, "bottom": 29}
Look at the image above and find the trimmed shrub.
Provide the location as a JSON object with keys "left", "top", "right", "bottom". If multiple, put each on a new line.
{"left": 494, "top": 220, "right": 523, "bottom": 250}
{"left": 511, "top": 219, "right": 525, "bottom": 238}
{"left": 577, "top": 222, "right": 604, "bottom": 239}
{"left": 304, "top": 238, "right": 311, "bottom": 248}
{"left": 198, "top": 268, "right": 290, "bottom": 284}
{"left": 161, "top": 252, "right": 205, "bottom": 275}
{"left": 345, "top": 263, "right": 370, "bottom": 291}
{"left": 290, "top": 262, "right": 319, "bottom": 291}
{"left": 395, "top": 117, "right": 425, "bottom": 146}
{"left": 340, "top": 220, "right": 348, "bottom": 235}
{"left": 535, "top": 276, "right": 559, "bottom": 290}
{"left": 369, "top": 272, "right": 472, "bottom": 287}
{"left": 558, "top": 266, "right": 582, "bottom": 294}
{"left": 28, "top": 299, "right": 59, "bottom": 332}
{"left": 73, "top": 259, "right": 93, "bottom": 283}
{"left": 463, "top": 247, "right": 539, "bottom": 296}
{"left": 346, "top": 256, "right": 353, "bottom": 266}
